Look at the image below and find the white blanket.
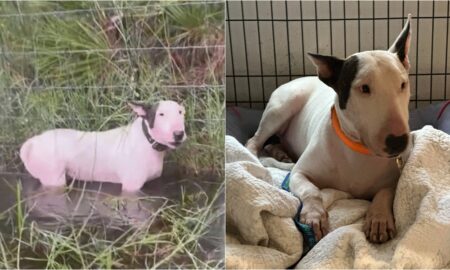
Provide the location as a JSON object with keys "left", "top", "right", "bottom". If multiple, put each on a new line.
{"left": 225, "top": 126, "right": 450, "bottom": 269}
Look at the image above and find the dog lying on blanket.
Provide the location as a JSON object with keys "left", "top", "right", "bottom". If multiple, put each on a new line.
{"left": 246, "top": 15, "right": 413, "bottom": 243}
{"left": 20, "top": 101, "right": 186, "bottom": 192}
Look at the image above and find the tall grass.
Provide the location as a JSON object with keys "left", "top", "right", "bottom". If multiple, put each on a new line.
{"left": 0, "top": 1, "right": 224, "bottom": 268}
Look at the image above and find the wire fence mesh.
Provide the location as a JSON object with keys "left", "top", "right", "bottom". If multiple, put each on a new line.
{"left": 0, "top": 1, "right": 225, "bottom": 174}
{"left": 226, "top": 0, "right": 450, "bottom": 109}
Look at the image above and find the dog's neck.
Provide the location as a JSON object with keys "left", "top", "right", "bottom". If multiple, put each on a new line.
{"left": 333, "top": 106, "right": 362, "bottom": 142}
{"left": 140, "top": 118, "right": 168, "bottom": 152}
{"left": 332, "top": 102, "right": 371, "bottom": 155}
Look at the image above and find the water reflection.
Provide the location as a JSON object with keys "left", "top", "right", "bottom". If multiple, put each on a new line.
{"left": 0, "top": 163, "right": 224, "bottom": 264}
{"left": 20, "top": 175, "right": 168, "bottom": 228}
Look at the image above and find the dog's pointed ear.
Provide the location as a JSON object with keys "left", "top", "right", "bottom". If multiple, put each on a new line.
{"left": 128, "top": 101, "right": 147, "bottom": 117}
{"left": 128, "top": 101, "right": 159, "bottom": 128}
{"left": 307, "top": 53, "right": 345, "bottom": 88}
{"left": 389, "top": 14, "right": 412, "bottom": 70}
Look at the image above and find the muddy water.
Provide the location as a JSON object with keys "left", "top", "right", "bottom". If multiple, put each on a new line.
{"left": 0, "top": 162, "right": 224, "bottom": 265}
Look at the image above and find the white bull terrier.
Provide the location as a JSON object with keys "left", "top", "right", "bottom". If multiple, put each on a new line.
{"left": 246, "top": 15, "right": 413, "bottom": 244}
{"left": 20, "top": 100, "right": 186, "bottom": 192}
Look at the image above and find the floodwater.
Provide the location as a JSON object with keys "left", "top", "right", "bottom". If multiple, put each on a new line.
{"left": 0, "top": 162, "right": 224, "bottom": 266}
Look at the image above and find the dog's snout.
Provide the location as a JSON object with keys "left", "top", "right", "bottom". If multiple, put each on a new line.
{"left": 173, "top": 131, "right": 185, "bottom": 141}
{"left": 384, "top": 134, "right": 408, "bottom": 155}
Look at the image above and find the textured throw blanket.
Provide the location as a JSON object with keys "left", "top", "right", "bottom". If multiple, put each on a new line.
{"left": 225, "top": 126, "right": 450, "bottom": 269}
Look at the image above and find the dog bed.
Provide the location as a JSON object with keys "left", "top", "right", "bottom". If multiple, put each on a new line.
{"left": 225, "top": 125, "right": 450, "bottom": 268}
{"left": 226, "top": 101, "right": 450, "bottom": 144}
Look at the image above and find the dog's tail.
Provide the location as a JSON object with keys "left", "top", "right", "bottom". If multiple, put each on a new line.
{"left": 19, "top": 139, "right": 39, "bottom": 177}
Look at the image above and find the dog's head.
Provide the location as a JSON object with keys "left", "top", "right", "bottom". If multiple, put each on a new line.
{"left": 308, "top": 14, "right": 412, "bottom": 158}
{"left": 129, "top": 100, "right": 187, "bottom": 149}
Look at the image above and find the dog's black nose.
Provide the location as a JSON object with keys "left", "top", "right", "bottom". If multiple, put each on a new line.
{"left": 173, "top": 131, "right": 185, "bottom": 141}
{"left": 385, "top": 134, "right": 408, "bottom": 155}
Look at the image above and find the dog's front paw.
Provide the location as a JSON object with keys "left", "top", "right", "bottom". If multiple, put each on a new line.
{"left": 364, "top": 209, "right": 396, "bottom": 243}
{"left": 300, "top": 200, "right": 329, "bottom": 241}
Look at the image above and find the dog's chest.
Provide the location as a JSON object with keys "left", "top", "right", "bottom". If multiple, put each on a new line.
{"left": 295, "top": 123, "right": 400, "bottom": 199}
{"left": 300, "top": 154, "right": 399, "bottom": 199}
{"left": 334, "top": 156, "right": 399, "bottom": 199}
{"left": 112, "top": 140, "right": 165, "bottom": 178}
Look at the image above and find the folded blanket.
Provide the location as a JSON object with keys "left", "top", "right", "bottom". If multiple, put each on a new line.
{"left": 226, "top": 126, "right": 450, "bottom": 269}
{"left": 225, "top": 136, "right": 303, "bottom": 269}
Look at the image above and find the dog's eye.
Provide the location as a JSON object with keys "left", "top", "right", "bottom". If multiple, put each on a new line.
{"left": 159, "top": 113, "right": 164, "bottom": 116}
{"left": 179, "top": 110, "right": 182, "bottom": 114}
{"left": 361, "top": 84, "right": 371, "bottom": 94}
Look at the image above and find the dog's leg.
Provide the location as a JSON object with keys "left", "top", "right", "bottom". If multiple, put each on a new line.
{"left": 363, "top": 186, "right": 396, "bottom": 243}
{"left": 121, "top": 175, "right": 146, "bottom": 193}
{"left": 40, "top": 170, "right": 66, "bottom": 187}
{"left": 122, "top": 182, "right": 145, "bottom": 193}
{"left": 289, "top": 170, "right": 329, "bottom": 241}
{"left": 246, "top": 97, "right": 302, "bottom": 156}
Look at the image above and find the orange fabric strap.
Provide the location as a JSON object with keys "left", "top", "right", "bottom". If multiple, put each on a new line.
{"left": 331, "top": 107, "right": 371, "bottom": 155}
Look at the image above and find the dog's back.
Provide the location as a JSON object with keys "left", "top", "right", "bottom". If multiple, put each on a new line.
{"left": 280, "top": 77, "right": 335, "bottom": 158}
{"left": 20, "top": 126, "right": 133, "bottom": 184}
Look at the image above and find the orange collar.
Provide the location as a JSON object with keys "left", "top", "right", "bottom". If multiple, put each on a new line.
{"left": 331, "top": 107, "right": 371, "bottom": 155}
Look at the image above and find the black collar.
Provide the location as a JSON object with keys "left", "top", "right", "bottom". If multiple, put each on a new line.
{"left": 141, "top": 118, "right": 168, "bottom": 152}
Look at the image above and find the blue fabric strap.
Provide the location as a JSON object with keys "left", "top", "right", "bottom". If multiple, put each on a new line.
{"left": 281, "top": 172, "right": 291, "bottom": 191}
{"left": 281, "top": 172, "right": 317, "bottom": 256}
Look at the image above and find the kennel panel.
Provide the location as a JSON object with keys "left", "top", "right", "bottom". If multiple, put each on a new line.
{"left": 226, "top": 0, "right": 450, "bottom": 108}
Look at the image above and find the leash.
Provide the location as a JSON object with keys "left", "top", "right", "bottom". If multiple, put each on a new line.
{"left": 281, "top": 172, "right": 317, "bottom": 256}
{"left": 141, "top": 118, "right": 168, "bottom": 152}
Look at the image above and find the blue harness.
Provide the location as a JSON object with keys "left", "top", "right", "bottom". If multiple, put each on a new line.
{"left": 281, "top": 172, "right": 317, "bottom": 256}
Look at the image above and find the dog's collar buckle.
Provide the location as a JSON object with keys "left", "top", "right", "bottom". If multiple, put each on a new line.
{"left": 396, "top": 156, "right": 404, "bottom": 170}
{"left": 141, "top": 118, "right": 168, "bottom": 152}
